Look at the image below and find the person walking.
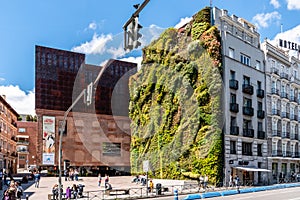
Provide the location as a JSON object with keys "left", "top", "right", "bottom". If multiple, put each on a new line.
{"left": 66, "top": 186, "right": 71, "bottom": 200}
{"left": 15, "top": 181, "right": 24, "bottom": 200}
{"left": 98, "top": 173, "right": 102, "bottom": 187}
{"left": 34, "top": 171, "right": 41, "bottom": 188}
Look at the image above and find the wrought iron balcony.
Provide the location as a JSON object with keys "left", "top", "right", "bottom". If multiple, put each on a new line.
{"left": 242, "top": 84, "right": 254, "bottom": 95}
{"left": 257, "top": 110, "right": 265, "bottom": 119}
{"left": 257, "top": 131, "right": 265, "bottom": 139}
{"left": 271, "top": 88, "right": 279, "bottom": 95}
{"left": 257, "top": 89, "right": 264, "bottom": 98}
{"left": 281, "top": 112, "right": 290, "bottom": 119}
{"left": 243, "top": 129, "right": 254, "bottom": 138}
{"left": 272, "top": 130, "right": 281, "bottom": 137}
{"left": 243, "top": 106, "right": 254, "bottom": 116}
{"left": 229, "top": 79, "right": 238, "bottom": 90}
{"left": 272, "top": 150, "right": 282, "bottom": 157}
{"left": 272, "top": 109, "right": 280, "bottom": 116}
{"left": 230, "top": 103, "right": 239, "bottom": 113}
{"left": 282, "top": 132, "right": 290, "bottom": 139}
{"left": 230, "top": 126, "right": 239, "bottom": 136}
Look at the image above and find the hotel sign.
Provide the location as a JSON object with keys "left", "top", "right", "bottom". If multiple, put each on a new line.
{"left": 279, "top": 39, "right": 300, "bottom": 53}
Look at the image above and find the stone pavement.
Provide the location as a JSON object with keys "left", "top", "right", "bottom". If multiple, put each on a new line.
{"left": 1, "top": 174, "right": 195, "bottom": 200}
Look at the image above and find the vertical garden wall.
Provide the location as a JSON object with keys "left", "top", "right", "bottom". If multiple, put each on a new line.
{"left": 129, "top": 7, "right": 224, "bottom": 184}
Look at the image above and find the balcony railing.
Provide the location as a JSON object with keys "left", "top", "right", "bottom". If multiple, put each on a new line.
{"left": 271, "top": 67, "right": 279, "bottom": 75}
{"left": 272, "top": 109, "right": 280, "bottom": 116}
{"left": 272, "top": 130, "right": 281, "bottom": 137}
{"left": 243, "top": 106, "right": 254, "bottom": 116}
{"left": 272, "top": 150, "right": 283, "bottom": 157}
{"left": 281, "top": 112, "right": 290, "bottom": 119}
{"left": 16, "top": 141, "right": 29, "bottom": 145}
{"left": 291, "top": 114, "right": 298, "bottom": 121}
{"left": 271, "top": 88, "right": 279, "bottom": 95}
{"left": 243, "top": 129, "right": 254, "bottom": 138}
{"left": 230, "top": 103, "right": 239, "bottom": 113}
{"left": 280, "top": 72, "right": 289, "bottom": 80}
{"left": 293, "top": 152, "right": 300, "bottom": 158}
{"left": 229, "top": 80, "right": 238, "bottom": 90}
{"left": 257, "top": 110, "right": 265, "bottom": 119}
{"left": 242, "top": 151, "right": 253, "bottom": 156}
{"left": 257, "top": 131, "right": 265, "bottom": 139}
{"left": 230, "top": 150, "right": 237, "bottom": 154}
{"left": 257, "top": 89, "right": 264, "bottom": 98}
{"left": 282, "top": 151, "right": 291, "bottom": 157}
{"left": 290, "top": 134, "right": 298, "bottom": 140}
{"left": 280, "top": 92, "right": 289, "bottom": 99}
{"left": 282, "top": 132, "right": 290, "bottom": 139}
{"left": 242, "top": 84, "right": 254, "bottom": 95}
{"left": 230, "top": 126, "right": 239, "bottom": 136}
{"left": 290, "top": 96, "right": 298, "bottom": 103}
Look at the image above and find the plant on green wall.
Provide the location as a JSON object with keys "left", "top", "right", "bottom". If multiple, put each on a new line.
{"left": 129, "top": 7, "right": 223, "bottom": 184}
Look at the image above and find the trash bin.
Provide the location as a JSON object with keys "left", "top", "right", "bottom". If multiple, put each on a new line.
{"left": 156, "top": 183, "right": 162, "bottom": 195}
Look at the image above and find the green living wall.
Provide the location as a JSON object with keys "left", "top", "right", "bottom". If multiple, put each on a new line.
{"left": 129, "top": 7, "right": 223, "bottom": 184}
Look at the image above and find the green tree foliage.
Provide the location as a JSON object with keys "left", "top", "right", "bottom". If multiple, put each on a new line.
{"left": 129, "top": 7, "right": 223, "bottom": 184}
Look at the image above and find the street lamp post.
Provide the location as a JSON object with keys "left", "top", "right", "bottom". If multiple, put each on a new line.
{"left": 57, "top": 62, "right": 110, "bottom": 200}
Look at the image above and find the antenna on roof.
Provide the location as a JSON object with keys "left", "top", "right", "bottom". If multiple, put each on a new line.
{"left": 281, "top": 24, "right": 283, "bottom": 33}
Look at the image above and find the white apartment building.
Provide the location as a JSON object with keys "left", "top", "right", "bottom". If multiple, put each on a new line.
{"left": 262, "top": 40, "right": 300, "bottom": 184}
{"left": 213, "top": 7, "right": 268, "bottom": 186}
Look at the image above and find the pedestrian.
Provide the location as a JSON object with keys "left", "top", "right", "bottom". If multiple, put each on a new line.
{"left": 204, "top": 175, "right": 208, "bottom": 189}
{"left": 199, "top": 175, "right": 204, "bottom": 189}
{"left": 0, "top": 169, "right": 3, "bottom": 190}
{"left": 98, "top": 173, "right": 102, "bottom": 187}
{"left": 34, "top": 171, "right": 41, "bottom": 188}
{"left": 64, "top": 169, "right": 69, "bottom": 181}
{"left": 66, "top": 186, "right": 71, "bottom": 200}
{"left": 7, "top": 180, "right": 17, "bottom": 200}
{"left": 149, "top": 179, "right": 154, "bottom": 192}
{"left": 52, "top": 184, "right": 59, "bottom": 200}
{"left": 104, "top": 174, "right": 109, "bottom": 188}
{"left": 229, "top": 174, "right": 233, "bottom": 187}
{"left": 74, "top": 168, "right": 79, "bottom": 181}
{"left": 71, "top": 184, "right": 78, "bottom": 199}
{"left": 15, "top": 181, "right": 24, "bottom": 200}
{"left": 235, "top": 175, "right": 240, "bottom": 193}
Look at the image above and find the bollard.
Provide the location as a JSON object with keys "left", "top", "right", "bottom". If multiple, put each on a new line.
{"left": 26, "top": 194, "right": 29, "bottom": 200}
{"left": 174, "top": 189, "right": 178, "bottom": 200}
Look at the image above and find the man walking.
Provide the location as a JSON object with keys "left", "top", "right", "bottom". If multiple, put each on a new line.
{"left": 34, "top": 171, "right": 41, "bottom": 188}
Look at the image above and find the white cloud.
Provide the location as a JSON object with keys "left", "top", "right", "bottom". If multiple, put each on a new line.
{"left": 0, "top": 85, "right": 35, "bottom": 115}
{"left": 252, "top": 11, "right": 281, "bottom": 29}
{"left": 174, "top": 17, "right": 193, "bottom": 29}
{"left": 72, "top": 33, "right": 113, "bottom": 55}
{"left": 107, "top": 44, "right": 126, "bottom": 59}
{"left": 270, "top": 0, "right": 281, "bottom": 8}
{"left": 286, "top": 0, "right": 300, "bottom": 10}
{"left": 88, "top": 22, "right": 97, "bottom": 30}
{"left": 0, "top": 77, "right": 5, "bottom": 81}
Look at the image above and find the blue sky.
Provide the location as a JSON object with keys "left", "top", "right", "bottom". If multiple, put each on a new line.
{"left": 0, "top": 0, "right": 300, "bottom": 115}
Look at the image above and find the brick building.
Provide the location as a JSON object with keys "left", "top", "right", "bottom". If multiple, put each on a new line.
{"left": 16, "top": 121, "right": 38, "bottom": 170}
{"left": 0, "top": 95, "right": 18, "bottom": 174}
{"left": 35, "top": 45, "right": 137, "bottom": 175}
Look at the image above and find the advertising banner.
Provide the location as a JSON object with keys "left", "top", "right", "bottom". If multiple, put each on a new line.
{"left": 42, "top": 116, "right": 55, "bottom": 165}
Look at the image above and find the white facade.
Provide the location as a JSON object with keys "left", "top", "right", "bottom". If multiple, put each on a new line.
{"left": 213, "top": 7, "right": 267, "bottom": 186}
{"left": 262, "top": 40, "right": 300, "bottom": 184}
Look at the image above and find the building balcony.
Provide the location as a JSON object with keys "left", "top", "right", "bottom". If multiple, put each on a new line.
{"left": 280, "top": 72, "right": 289, "bottom": 80}
{"left": 242, "top": 151, "right": 253, "bottom": 156}
{"left": 291, "top": 114, "right": 298, "bottom": 121}
{"left": 282, "top": 151, "right": 291, "bottom": 157}
{"left": 271, "top": 88, "right": 279, "bottom": 95}
{"left": 281, "top": 112, "right": 290, "bottom": 119}
{"left": 271, "top": 67, "right": 279, "bottom": 75}
{"left": 257, "top": 131, "right": 265, "bottom": 139}
{"left": 280, "top": 92, "right": 288, "bottom": 99}
{"left": 272, "top": 130, "right": 281, "bottom": 137}
{"left": 230, "top": 126, "right": 239, "bottom": 136}
{"left": 243, "top": 129, "right": 254, "bottom": 138}
{"left": 290, "top": 134, "right": 298, "bottom": 140}
{"left": 230, "top": 103, "right": 239, "bottom": 113}
{"left": 257, "top": 89, "right": 264, "bottom": 98}
{"left": 16, "top": 141, "right": 29, "bottom": 145}
{"left": 272, "top": 150, "right": 283, "bottom": 157}
{"left": 242, "top": 84, "right": 254, "bottom": 95}
{"left": 290, "top": 96, "right": 298, "bottom": 103}
{"left": 272, "top": 109, "right": 280, "bottom": 116}
{"left": 282, "top": 132, "right": 290, "bottom": 139}
{"left": 257, "top": 151, "right": 263, "bottom": 157}
{"left": 257, "top": 110, "right": 265, "bottom": 119}
{"left": 243, "top": 106, "right": 254, "bottom": 116}
{"left": 293, "top": 152, "right": 300, "bottom": 158}
{"left": 229, "top": 80, "right": 238, "bottom": 90}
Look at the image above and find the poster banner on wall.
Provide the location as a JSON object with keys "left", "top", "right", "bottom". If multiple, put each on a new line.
{"left": 42, "top": 116, "right": 55, "bottom": 165}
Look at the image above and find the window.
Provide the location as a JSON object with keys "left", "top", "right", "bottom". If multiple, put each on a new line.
{"left": 230, "top": 141, "right": 236, "bottom": 154}
{"left": 18, "top": 128, "right": 26, "bottom": 133}
{"left": 240, "top": 54, "right": 250, "bottom": 66}
{"left": 258, "top": 101, "right": 263, "bottom": 110}
{"left": 243, "top": 97, "right": 252, "bottom": 107}
{"left": 257, "top": 81, "right": 262, "bottom": 89}
{"left": 294, "top": 70, "right": 298, "bottom": 79}
{"left": 229, "top": 48, "right": 234, "bottom": 58}
{"left": 19, "top": 155, "right": 26, "bottom": 160}
{"left": 102, "top": 142, "right": 121, "bottom": 156}
{"left": 242, "top": 142, "right": 252, "bottom": 155}
{"left": 230, "top": 93, "right": 237, "bottom": 103}
{"left": 258, "top": 122, "right": 263, "bottom": 131}
{"left": 231, "top": 116, "right": 237, "bottom": 126}
{"left": 256, "top": 61, "right": 261, "bottom": 70}
{"left": 230, "top": 70, "right": 236, "bottom": 80}
{"left": 257, "top": 144, "right": 262, "bottom": 156}
{"left": 243, "top": 119, "right": 252, "bottom": 129}
{"left": 243, "top": 76, "right": 250, "bottom": 85}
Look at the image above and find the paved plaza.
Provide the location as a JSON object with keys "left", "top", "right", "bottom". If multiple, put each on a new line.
{"left": 0, "top": 173, "right": 196, "bottom": 200}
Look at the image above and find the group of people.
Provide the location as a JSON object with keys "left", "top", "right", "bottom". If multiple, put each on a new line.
{"left": 131, "top": 174, "right": 148, "bottom": 186}
{"left": 98, "top": 174, "right": 111, "bottom": 190}
{"left": 2, "top": 180, "right": 24, "bottom": 200}
{"left": 64, "top": 168, "right": 79, "bottom": 181}
{"left": 199, "top": 175, "right": 209, "bottom": 189}
{"left": 52, "top": 183, "right": 84, "bottom": 200}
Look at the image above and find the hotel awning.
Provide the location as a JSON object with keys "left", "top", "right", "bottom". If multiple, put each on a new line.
{"left": 233, "top": 166, "right": 271, "bottom": 172}
{"left": 16, "top": 135, "right": 29, "bottom": 138}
